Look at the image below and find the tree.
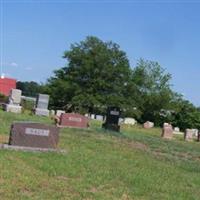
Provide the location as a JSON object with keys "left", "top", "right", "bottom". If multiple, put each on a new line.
{"left": 172, "top": 99, "right": 200, "bottom": 130}
{"left": 47, "top": 36, "right": 135, "bottom": 114}
{"left": 17, "top": 81, "right": 44, "bottom": 97}
{"left": 132, "top": 59, "right": 175, "bottom": 125}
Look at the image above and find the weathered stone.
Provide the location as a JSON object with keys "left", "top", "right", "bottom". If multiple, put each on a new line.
{"left": 8, "top": 89, "right": 22, "bottom": 105}
{"left": 162, "top": 125, "right": 173, "bottom": 139}
{"left": 9, "top": 122, "right": 59, "bottom": 149}
{"left": 59, "top": 113, "right": 89, "bottom": 128}
{"left": 4, "top": 89, "right": 22, "bottom": 114}
{"left": 102, "top": 107, "right": 121, "bottom": 132}
{"left": 143, "top": 121, "right": 154, "bottom": 129}
{"left": 123, "top": 118, "right": 137, "bottom": 125}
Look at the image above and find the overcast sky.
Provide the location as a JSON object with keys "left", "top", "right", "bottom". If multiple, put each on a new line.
{"left": 1, "top": 0, "right": 200, "bottom": 105}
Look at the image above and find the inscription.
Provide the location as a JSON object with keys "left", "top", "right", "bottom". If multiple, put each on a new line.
{"left": 68, "top": 117, "right": 82, "bottom": 122}
{"left": 25, "top": 128, "right": 49, "bottom": 136}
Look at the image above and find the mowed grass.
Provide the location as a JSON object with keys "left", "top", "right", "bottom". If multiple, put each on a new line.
{"left": 0, "top": 111, "right": 200, "bottom": 200}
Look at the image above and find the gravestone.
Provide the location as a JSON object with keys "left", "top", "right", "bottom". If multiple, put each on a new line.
{"left": 123, "top": 118, "right": 137, "bottom": 125}
{"left": 191, "top": 129, "right": 198, "bottom": 137}
{"left": 174, "top": 127, "right": 180, "bottom": 132}
{"left": 9, "top": 122, "right": 59, "bottom": 149}
{"left": 96, "top": 115, "right": 104, "bottom": 121}
{"left": 56, "top": 110, "right": 65, "bottom": 117}
{"left": 34, "top": 94, "right": 50, "bottom": 116}
{"left": 84, "top": 113, "right": 89, "bottom": 117}
{"left": 102, "top": 106, "right": 121, "bottom": 132}
{"left": 91, "top": 114, "right": 95, "bottom": 119}
{"left": 161, "top": 124, "right": 173, "bottom": 139}
{"left": 59, "top": 113, "right": 89, "bottom": 128}
{"left": 119, "top": 118, "right": 124, "bottom": 124}
{"left": 184, "top": 129, "right": 194, "bottom": 141}
{"left": 173, "top": 127, "right": 183, "bottom": 135}
{"left": 143, "top": 121, "right": 154, "bottom": 129}
{"left": 5, "top": 89, "right": 22, "bottom": 113}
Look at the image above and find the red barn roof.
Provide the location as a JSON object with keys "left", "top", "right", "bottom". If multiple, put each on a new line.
{"left": 0, "top": 77, "right": 16, "bottom": 96}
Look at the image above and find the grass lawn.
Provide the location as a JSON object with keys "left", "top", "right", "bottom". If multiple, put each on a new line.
{"left": 0, "top": 110, "right": 200, "bottom": 200}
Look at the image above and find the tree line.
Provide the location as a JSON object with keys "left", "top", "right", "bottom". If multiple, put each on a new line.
{"left": 17, "top": 36, "right": 200, "bottom": 130}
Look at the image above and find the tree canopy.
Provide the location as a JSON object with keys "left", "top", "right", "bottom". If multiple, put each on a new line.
{"left": 47, "top": 36, "right": 134, "bottom": 114}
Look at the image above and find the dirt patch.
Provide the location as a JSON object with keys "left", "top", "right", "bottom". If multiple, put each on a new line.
{"left": 0, "top": 135, "right": 9, "bottom": 144}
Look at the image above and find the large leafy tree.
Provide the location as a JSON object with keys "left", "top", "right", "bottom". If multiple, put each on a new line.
{"left": 132, "top": 59, "right": 175, "bottom": 124}
{"left": 47, "top": 36, "right": 136, "bottom": 114}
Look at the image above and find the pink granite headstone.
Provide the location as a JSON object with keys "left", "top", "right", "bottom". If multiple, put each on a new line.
{"left": 59, "top": 113, "right": 89, "bottom": 128}
{"left": 162, "top": 124, "right": 173, "bottom": 139}
{"left": 143, "top": 121, "right": 154, "bottom": 129}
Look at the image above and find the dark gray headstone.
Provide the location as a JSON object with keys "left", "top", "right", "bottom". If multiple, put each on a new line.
{"left": 102, "top": 106, "right": 121, "bottom": 132}
{"left": 9, "top": 122, "right": 59, "bottom": 149}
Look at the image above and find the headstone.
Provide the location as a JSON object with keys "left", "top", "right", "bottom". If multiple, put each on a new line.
{"left": 184, "top": 129, "right": 194, "bottom": 141}
{"left": 9, "top": 122, "right": 59, "bottom": 149}
{"left": 173, "top": 127, "right": 183, "bottom": 135}
{"left": 96, "top": 115, "right": 104, "bottom": 121}
{"left": 56, "top": 110, "right": 65, "bottom": 117}
{"left": 84, "top": 113, "right": 89, "bottom": 117}
{"left": 143, "top": 121, "right": 154, "bottom": 129}
{"left": 9, "top": 89, "right": 22, "bottom": 105}
{"left": 123, "top": 117, "right": 137, "bottom": 125}
{"left": 191, "top": 129, "right": 198, "bottom": 137}
{"left": 119, "top": 118, "right": 124, "bottom": 124}
{"left": 5, "top": 89, "right": 22, "bottom": 113}
{"left": 59, "top": 113, "right": 89, "bottom": 128}
{"left": 163, "top": 122, "right": 170, "bottom": 127}
{"left": 91, "top": 114, "right": 95, "bottom": 119}
{"left": 174, "top": 127, "right": 180, "bottom": 132}
{"left": 161, "top": 124, "right": 173, "bottom": 139}
{"left": 102, "top": 106, "right": 121, "bottom": 132}
{"left": 34, "top": 94, "right": 50, "bottom": 116}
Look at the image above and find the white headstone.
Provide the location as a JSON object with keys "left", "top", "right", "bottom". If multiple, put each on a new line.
{"left": 96, "top": 115, "right": 104, "bottom": 121}
{"left": 9, "top": 89, "right": 22, "bottom": 105}
{"left": 91, "top": 114, "right": 95, "bottom": 119}
{"left": 123, "top": 117, "right": 137, "bottom": 125}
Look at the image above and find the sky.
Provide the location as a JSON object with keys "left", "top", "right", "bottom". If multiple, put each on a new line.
{"left": 0, "top": 0, "right": 200, "bottom": 105}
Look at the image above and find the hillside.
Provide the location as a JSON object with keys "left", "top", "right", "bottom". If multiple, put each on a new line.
{"left": 0, "top": 110, "right": 200, "bottom": 200}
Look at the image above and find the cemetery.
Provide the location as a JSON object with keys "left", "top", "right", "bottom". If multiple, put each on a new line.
{"left": 1, "top": 3, "right": 200, "bottom": 199}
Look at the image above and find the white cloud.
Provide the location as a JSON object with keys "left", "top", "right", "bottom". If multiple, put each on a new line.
{"left": 10, "top": 62, "right": 18, "bottom": 67}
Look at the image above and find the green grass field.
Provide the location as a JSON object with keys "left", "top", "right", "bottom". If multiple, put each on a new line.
{"left": 0, "top": 110, "right": 200, "bottom": 200}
